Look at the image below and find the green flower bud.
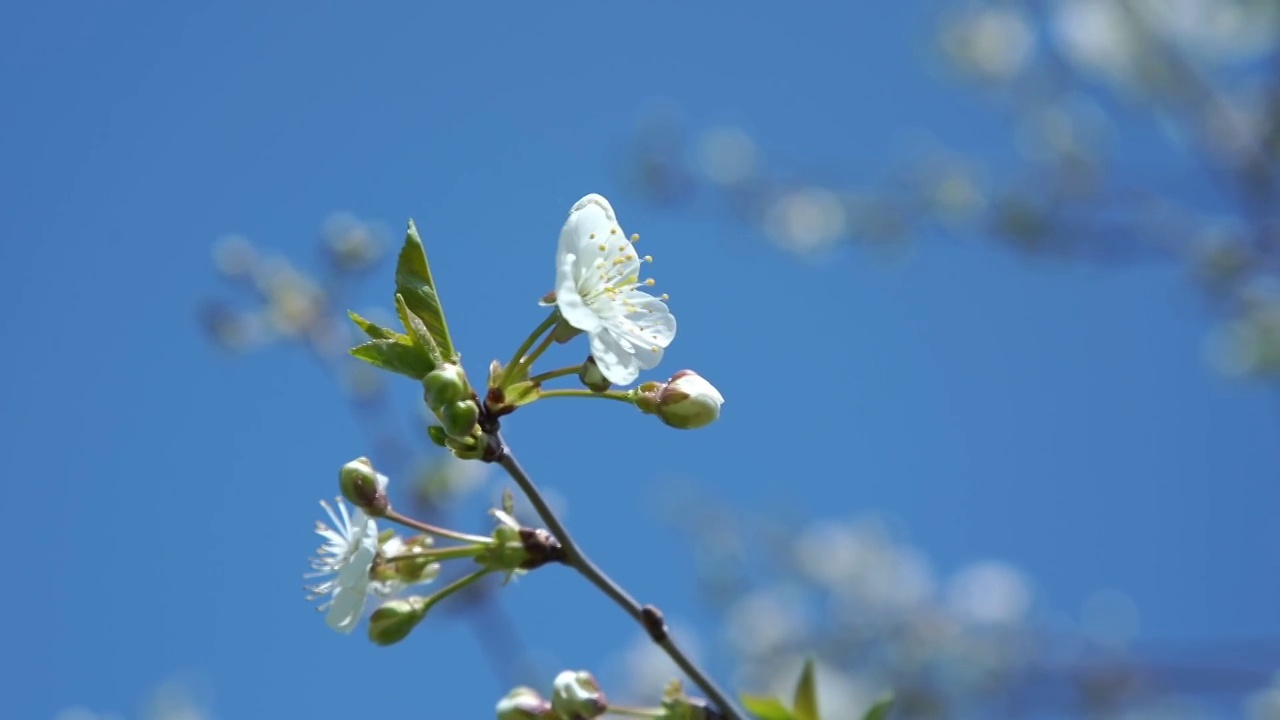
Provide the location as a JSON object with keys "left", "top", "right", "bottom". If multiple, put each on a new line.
{"left": 441, "top": 399, "right": 480, "bottom": 439}
{"left": 423, "top": 363, "right": 468, "bottom": 410}
{"left": 496, "top": 686, "right": 551, "bottom": 720}
{"left": 427, "top": 425, "right": 449, "bottom": 447}
{"left": 445, "top": 433, "right": 489, "bottom": 461}
{"left": 339, "top": 457, "right": 388, "bottom": 515}
{"left": 367, "top": 596, "right": 426, "bottom": 646}
{"left": 577, "top": 357, "right": 611, "bottom": 392}
{"left": 551, "top": 670, "right": 607, "bottom": 719}
{"left": 655, "top": 371, "right": 724, "bottom": 430}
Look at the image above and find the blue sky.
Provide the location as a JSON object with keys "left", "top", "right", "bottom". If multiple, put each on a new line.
{"left": 3, "top": 2, "right": 1278, "bottom": 718}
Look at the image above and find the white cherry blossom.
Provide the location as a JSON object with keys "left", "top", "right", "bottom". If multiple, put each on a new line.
{"left": 555, "top": 194, "right": 676, "bottom": 385}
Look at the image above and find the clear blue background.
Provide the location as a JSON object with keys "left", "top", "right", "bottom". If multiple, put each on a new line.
{"left": 3, "top": 2, "right": 1277, "bottom": 718}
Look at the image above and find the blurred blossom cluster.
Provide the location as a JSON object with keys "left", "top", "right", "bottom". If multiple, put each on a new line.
{"left": 625, "top": 0, "right": 1280, "bottom": 381}
{"left": 649, "top": 481, "right": 1275, "bottom": 717}
{"left": 203, "top": 211, "right": 388, "bottom": 362}
{"left": 57, "top": 679, "right": 213, "bottom": 720}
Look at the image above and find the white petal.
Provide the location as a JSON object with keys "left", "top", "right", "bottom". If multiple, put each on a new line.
{"left": 325, "top": 579, "right": 370, "bottom": 633}
{"left": 589, "top": 330, "right": 641, "bottom": 384}
{"left": 558, "top": 196, "right": 616, "bottom": 269}
{"left": 621, "top": 291, "right": 676, "bottom": 348}
{"left": 556, "top": 251, "right": 602, "bottom": 332}
{"left": 611, "top": 324, "right": 664, "bottom": 370}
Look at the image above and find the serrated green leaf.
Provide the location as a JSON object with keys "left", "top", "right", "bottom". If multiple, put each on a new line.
{"left": 504, "top": 381, "right": 540, "bottom": 407}
{"left": 350, "top": 339, "right": 433, "bottom": 379}
{"left": 395, "top": 293, "right": 443, "bottom": 366}
{"left": 395, "top": 220, "right": 457, "bottom": 362}
{"left": 348, "top": 310, "right": 401, "bottom": 341}
{"left": 793, "top": 659, "right": 819, "bottom": 720}
{"left": 741, "top": 696, "right": 794, "bottom": 720}
{"left": 860, "top": 694, "right": 893, "bottom": 720}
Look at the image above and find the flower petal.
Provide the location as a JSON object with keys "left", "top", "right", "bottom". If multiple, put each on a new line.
{"left": 324, "top": 578, "right": 370, "bottom": 633}
{"left": 556, "top": 251, "right": 602, "bottom": 332}
{"left": 588, "top": 329, "right": 641, "bottom": 384}
{"left": 621, "top": 290, "right": 676, "bottom": 348}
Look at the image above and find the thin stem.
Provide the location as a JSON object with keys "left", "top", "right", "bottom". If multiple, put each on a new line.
{"left": 384, "top": 508, "right": 494, "bottom": 545}
{"left": 527, "top": 364, "right": 584, "bottom": 386}
{"left": 493, "top": 436, "right": 744, "bottom": 720}
{"left": 384, "top": 544, "right": 489, "bottom": 563}
{"left": 537, "top": 388, "right": 634, "bottom": 404}
{"left": 502, "top": 310, "right": 560, "bottom": 386}
{"left": 521, "top": 332, "right": 556, "bottom": 370}
{"left": 425, "top": 568, "right": 494, "bottom": 612}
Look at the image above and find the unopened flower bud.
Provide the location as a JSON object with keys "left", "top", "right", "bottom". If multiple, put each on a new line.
{"left": 655, "top": 371, "right": 724, "bottom": 429}
{"left": 496, "top": 686, "right": 551, "bottom": 720}
{"left": 577, "top": 357, "right": 611, "bottom": 392}
{"left": 367, "top": 596, "right": 426, "bottom": 646}
{"left": 339, "top": 457, "right": 389, "bottom": 515}
{"left": 427, "top": 425, "right": 449, "bottom": 447}
{"left": 441, "top": 399, "right": 480, "bottom": 439}
{"left": 445, "top": 432, "right": 488, "bottom": 461}
{"left": 551, "top": 670, "right": 607, "bottom": 719}
{"left": 423, "top": 363, "right": 468, "bottom": 410}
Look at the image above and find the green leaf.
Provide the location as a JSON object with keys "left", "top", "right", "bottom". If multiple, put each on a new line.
{"left": 395, "top": 293, "right": 443, "bottom": 366}
{"left": 395, "top": 220, "right": 457, "bottom": 362}
{"left": 793, "top": 659, "right": 819, "bottom": 720}
{"left": 504, "top": 381, "right": 540, "bottom": 407}
{"left": 741, "top": 696, "right": 795, "bottom": 720}
{"left": 350, "top": 339, "right": 433, "bottom": 379}
{"left": 348, "top": 310, "right": 401, "bottom": 341}
{"left": 860, "top": 694, "right": 894, "bottom": 720}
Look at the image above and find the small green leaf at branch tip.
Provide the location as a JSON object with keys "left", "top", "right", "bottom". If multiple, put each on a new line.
{"left": 860, "top": 695, "right": 893, "bottom": 720}
{"left": 792, "top": 659, "right": 818, "bottom": 720}
{"left": 347, "top": 310, "right": 400, "bottom": 341}
{"left": 350, "top": 339, "right": 434, "bottom": 379}
{"left": 395, "top": 220, "right": 457, "bottom": 362}
{"left": 740, "top": 696, "right": 795, "bottom": 720}
{"left": 395, "top": 293, "right": 443, "bottom": 366}
{"left": 504, "top": 381, "right": 540, "bottom": 407}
